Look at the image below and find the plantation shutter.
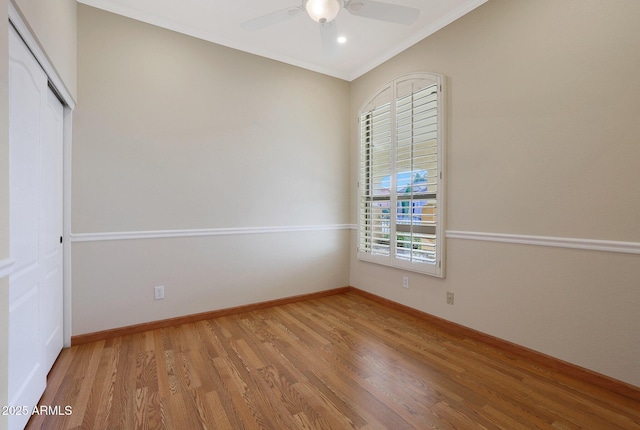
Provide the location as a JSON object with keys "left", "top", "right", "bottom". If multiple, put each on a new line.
{"left": 358, "top": 73, "right": 445, "bottom": 277}
{"left": 395, "top": 83, "right": 439, "bottom": 264}
{"left": 359, "top": 102, "right": 392, "bottom": 257}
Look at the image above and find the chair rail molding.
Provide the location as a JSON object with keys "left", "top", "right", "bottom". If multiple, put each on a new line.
{"left": 446, "top": 230, "right": 640, "bottom": 255}
{"left": 71, "top": 224, "right": 357, "bottom": 243}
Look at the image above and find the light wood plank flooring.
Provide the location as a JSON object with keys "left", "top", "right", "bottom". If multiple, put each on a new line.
{"left": 27, "top": 292, "right": 640, "bottom": 429}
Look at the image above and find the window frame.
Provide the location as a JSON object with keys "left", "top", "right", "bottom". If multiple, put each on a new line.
{"left": 357, "top": 72, "right": 446, "bottom": 277}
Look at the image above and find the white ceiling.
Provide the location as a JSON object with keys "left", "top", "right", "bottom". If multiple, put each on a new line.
{"left": 78, "top": 0, "right": 487, "bottom": 81}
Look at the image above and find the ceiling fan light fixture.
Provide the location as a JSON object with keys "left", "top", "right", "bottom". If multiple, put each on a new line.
{"left": 305, "top": 0, "right": 341, "bottom": 23}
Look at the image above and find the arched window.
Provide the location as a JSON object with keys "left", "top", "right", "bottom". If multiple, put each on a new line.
{"left": 358, "top": 73, "right": 445, "bottom": 277}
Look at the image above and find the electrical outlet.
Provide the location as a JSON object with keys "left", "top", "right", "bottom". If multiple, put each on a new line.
{"left": 402, "top": 276, "right": 409, "bottom": 289}
{"left": 446, "top": 291, "right": 454, "bottom": 305}
{"left": 154, "top": 285, "right": 165, "bottom": 300}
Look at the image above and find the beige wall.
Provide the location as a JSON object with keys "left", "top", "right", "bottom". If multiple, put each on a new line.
{"left": 1, "top": 0, "right": 9, "bottom": 424}
{"left": 72, "top": 5, "right": 351, "bottom": 334}
{"left": 12, "top": 0, "right": 77, "bottom": 100}
{"left": 72, "top": 231, "right": 350, "bottom": 334}
{"left": 350, "top": 0, "right": 640, "bottom": 387}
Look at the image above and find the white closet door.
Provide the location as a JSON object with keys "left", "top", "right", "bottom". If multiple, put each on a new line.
{"left": 8, "top": 25, "right": 64, "bottom": 430}
{"left": 40, "top": 85, "right": 64, "bottom": 372}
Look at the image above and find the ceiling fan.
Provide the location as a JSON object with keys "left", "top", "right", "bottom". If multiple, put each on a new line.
{"left": 241, "top": 0, "right": 420, "bottom": 51}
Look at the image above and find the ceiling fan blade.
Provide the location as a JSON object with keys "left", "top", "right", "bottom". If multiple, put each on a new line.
{"left": 320, "top": 20, "right": 339, "bottom": 55}
{"left": 345, "top": 0, "right": 419, "bottom": 25}
{"left": 241, "top": 6, "right": 303, "bottom": 31}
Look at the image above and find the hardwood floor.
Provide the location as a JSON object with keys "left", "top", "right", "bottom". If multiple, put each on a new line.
{"left": 27, "top": 291, "right": 640, "bottom": 429}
